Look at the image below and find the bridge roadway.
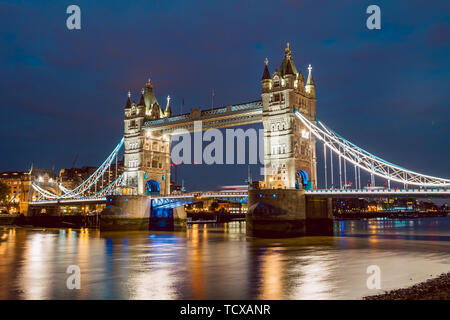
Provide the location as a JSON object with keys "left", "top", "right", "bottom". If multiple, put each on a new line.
{"left": 304, "top": 188, "right": 450, "bottom": 198}
{"left": 29, "top": 188, "right": 450, "bottom": 207}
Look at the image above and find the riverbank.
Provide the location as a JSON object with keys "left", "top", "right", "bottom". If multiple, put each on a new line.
{"left": 0, "top": 213, "right": 98, "bottom": 228}
{"left": 364, "top": 273, "right": 450, "bottom": 300}
{"left": 334, "top": 211, "right": 448, "bottom": 220}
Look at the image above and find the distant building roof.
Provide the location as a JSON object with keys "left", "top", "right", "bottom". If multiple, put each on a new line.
{"left": 0, "top": 171, "right": 26, "bottom": 180}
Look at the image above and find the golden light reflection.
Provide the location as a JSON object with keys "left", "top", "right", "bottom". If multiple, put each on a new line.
{"left": 21, "top": 233, "right": 55, "bottom": 299}
{"left": 128, "top": 235, "right": 181, "bottom": 300}
{"left": 258, "top": 248, "right": 284, "bottom": 299}
{"left": 188, "top": 224, "right": 205, "bottom": 299}
{"left": 293, "top": 254, "right": 334, "bottom": 300}
{"left": 76, "top": 228, "right": 91, "bottom": 299}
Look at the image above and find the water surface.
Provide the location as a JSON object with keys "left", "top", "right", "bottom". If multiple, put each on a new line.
{"left": 0, "top": 217, "right": 449, "bottom": 299}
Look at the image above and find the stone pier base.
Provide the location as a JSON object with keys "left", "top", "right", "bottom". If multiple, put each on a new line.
{"left": 100, "top": 195, "right": 187, "bottom": 231}
{"left": 100, "top": 195, "right": 151, "bottom": 231}
{"left": 149, "top": 206, "right": 187, "bottom": 231}
{"left": 246, "top": 189, "right": 333, "bottom": 238}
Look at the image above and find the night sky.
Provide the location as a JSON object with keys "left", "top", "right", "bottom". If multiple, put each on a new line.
{"left": 0, "top": 0, "right": 449, "bottom": 191}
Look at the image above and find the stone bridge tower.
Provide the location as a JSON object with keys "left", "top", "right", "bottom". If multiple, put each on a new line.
{"left": 261, "top": 43, "right": 317, "bottom": 189}
{"left": 124, "top": 79, "right": 171, "bottom": 195}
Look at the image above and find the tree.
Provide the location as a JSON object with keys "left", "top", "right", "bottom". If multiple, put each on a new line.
{"left": 0, "top": 181, "right": 11, "bottom": 206}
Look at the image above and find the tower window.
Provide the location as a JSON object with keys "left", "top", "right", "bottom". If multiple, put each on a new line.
{"left": 273, "top": 77, "right": 280, "bottom": 87}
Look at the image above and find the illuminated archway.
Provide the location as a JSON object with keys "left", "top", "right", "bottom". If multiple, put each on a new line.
{"left": 145, "top": 180, "right": 160, "bottom": 195}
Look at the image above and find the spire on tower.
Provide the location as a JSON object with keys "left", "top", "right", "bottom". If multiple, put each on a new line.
{"left": 305, "top": 64, "right": 316, "bottom": 95}
{"left": 306, "top": 64, "right": 315, "bottom": 86}
{"left": 279, "top": 42, "right": 298, "bottom": 76}
{"left": 285, "top": 42, "right": 291, "bottom": 56}
{"left": 145, "top": 78, "right": 152, "bottom": 89}
{"left": 139, "top": 88, "right": 145, "bottom": 105}
{"left": 164, "top": 95, "right": 172, "bottom": 117}
{"left": 125, "top": 90, "right": 131, "bottom": 108}
{"left": 262, "top": 57, "right": 271, "bottom": 80}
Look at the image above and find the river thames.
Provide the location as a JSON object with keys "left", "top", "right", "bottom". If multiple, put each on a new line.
{"left": 0, "top": 217, "right": 449, "bottom": 300}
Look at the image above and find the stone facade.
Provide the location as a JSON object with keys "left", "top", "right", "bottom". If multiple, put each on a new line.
{"left": 124, "top": 80, "right": 172, "bottom": 195}
{"left": 261, "top": 43, "right": 317, "bottom": 189}
{"left": 247, "top": 188, "right": 333, "bottom": 237}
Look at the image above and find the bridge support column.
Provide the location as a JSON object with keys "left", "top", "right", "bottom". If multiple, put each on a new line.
{"left": 149, "top": 205, "right": 187, "bottom": 231}
{"left": 246, "top": 189, "right": 333, "bottom": 238}
{"left": 100, "top": 195, "right": 151, "bottom": 231}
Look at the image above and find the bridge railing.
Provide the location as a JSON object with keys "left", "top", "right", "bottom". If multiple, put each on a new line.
{"left": 305, "top": 188, "right": 449, "bottom": 194}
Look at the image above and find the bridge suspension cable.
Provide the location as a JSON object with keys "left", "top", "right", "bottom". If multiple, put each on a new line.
{"left": 294, "top": 110, "right": 450, "bottom": 188}
{"left": 31, "top": 138, "right": 124, "bottom": 200}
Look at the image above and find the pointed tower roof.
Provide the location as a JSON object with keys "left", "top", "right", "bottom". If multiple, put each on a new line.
{"left": 139, "top": 88, "right": 145, "bottom": 106}
{"left": 142, "top": 78, "right": 159, "bottom": 109}
{"left": 285, "top": 58, "right": 295, "bottom": 75}
{"left": 279, "top": 42, "right": 298, "bottom": 77}
{"left": 125, "top": 91, "right": 131, "bottom": 109}
{"left": 164, "top": 95, "right": 172, "bottom": 117}
{"left": 306, "top": 64, "right": 315, "bottom": 86}
{"left": 262, "top": 58, "right": 271, "bottom": 80}
{"left": 298, "top": 70, "right": 305, "bottom": 83}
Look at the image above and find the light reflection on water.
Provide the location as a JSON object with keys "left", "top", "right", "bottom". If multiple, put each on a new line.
{"left": 0, "top": 217, "right": 449, "bottom": 300}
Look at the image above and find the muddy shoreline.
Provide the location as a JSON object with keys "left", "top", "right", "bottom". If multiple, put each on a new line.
{"left": 365, "top": 273, "right": 450, "bottom": 300}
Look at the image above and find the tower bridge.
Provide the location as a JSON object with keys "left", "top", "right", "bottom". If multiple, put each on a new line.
{"left": 124, "top": 43, "right": 318, "bottom": 195}
{"left": 28, "top": 43, "right": 450, "bottom": 236}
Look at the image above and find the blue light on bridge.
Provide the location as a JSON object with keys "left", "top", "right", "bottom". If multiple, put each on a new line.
{"left": 273, "top": 194, "right": 276, "bottom": 198}
{"left": 259, "top": 194, "right": 262, "bottom": 198}
{"left": 125, "top": 198, "right": 128, "bottom": 202}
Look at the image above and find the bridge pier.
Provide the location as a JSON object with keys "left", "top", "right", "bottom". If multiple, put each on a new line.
{"left": 101, "top": 195, "right": 187, "bottom": 231}
{"left": 101, "top": 195, "right": 152, "bottom": 231}
{"left": 149, "top": 206, "right": 187, "bottom": 231}
{"left": 246, "top": 188, "right": 333, "bottom": 238}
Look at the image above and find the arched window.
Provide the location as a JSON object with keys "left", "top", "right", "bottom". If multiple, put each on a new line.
{"left": 273, "top": 76, "right": 280, "bottom": 87}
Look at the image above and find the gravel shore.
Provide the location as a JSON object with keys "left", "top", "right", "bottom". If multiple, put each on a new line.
{"left": 364, "top": 273, "right": 450, "bottom": 300}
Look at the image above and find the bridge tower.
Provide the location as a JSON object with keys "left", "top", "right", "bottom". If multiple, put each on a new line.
{"left": 261, "top": 43, "right": 317, "bottom": 189}
{"left": 124, "top": 79, "right": 171, "bottom": 195}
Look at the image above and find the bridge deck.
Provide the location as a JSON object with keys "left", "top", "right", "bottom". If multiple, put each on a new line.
{"left": 305, "top": 188, "right": 450, "bottom": 198}
{"left": 29, "top": 188, "right": 450, "bottom": 206}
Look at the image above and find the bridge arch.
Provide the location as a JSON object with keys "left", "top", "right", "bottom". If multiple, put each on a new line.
{"left": 145, "top": 180, "right": 160, "bottom": 195}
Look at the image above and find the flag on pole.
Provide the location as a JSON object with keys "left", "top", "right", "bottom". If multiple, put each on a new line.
{"left": 181, "top": 98, "right": 184, "bottom": 115}
{"left": 211, "top": 90, "right": 215, "bottom": 110}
